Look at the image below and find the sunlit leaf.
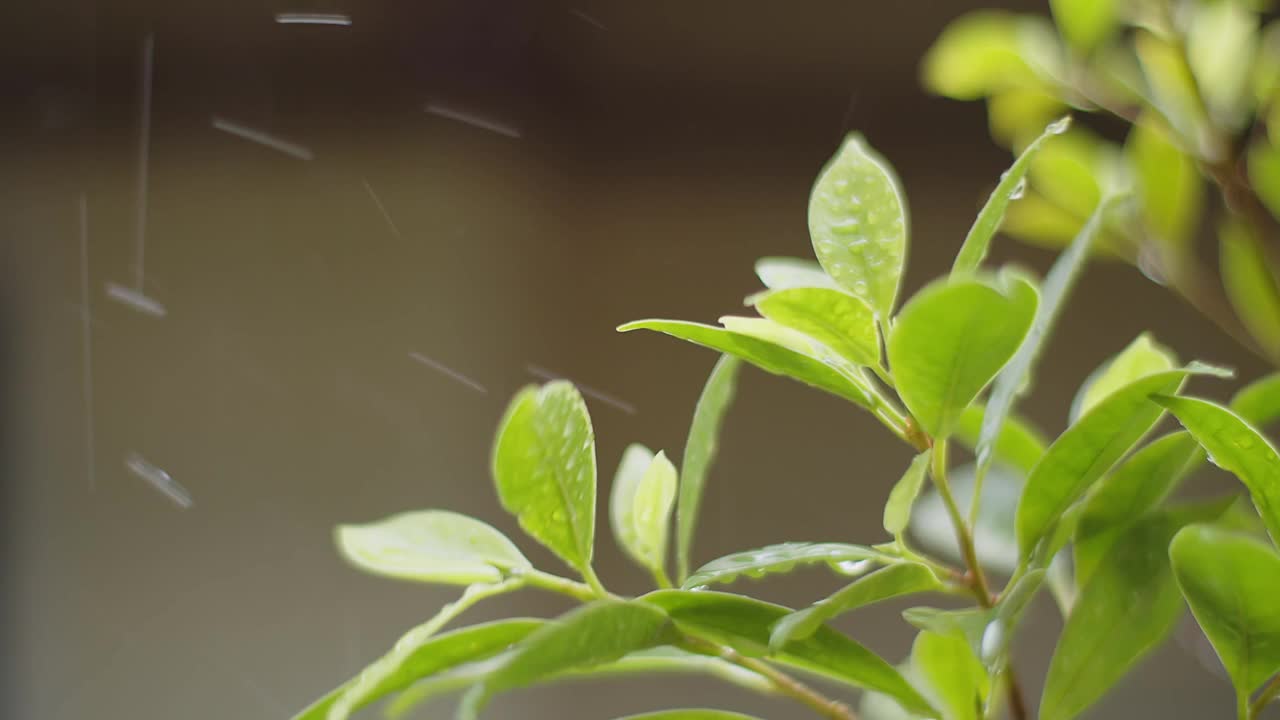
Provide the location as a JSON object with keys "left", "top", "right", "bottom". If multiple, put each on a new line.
{"left": 1028, "top": 129, "right": 1106, "bottom": 219}
{"left": 1069, "top": 333, "right": 1177, "bottom": 423}
{"left": 1135, "top": 30, "right": 1209, "bottom": 149}
{"left": 683, "top": 542, "right": 886, "bottom": 589}
{"left": 611, "top": 445, "right": 677, "bottom": 578}
{"left": 754, "top": 257, "right": 841, "bottom": 292}
{"left": 910, "top": 630, "right": 988, "bottom": 720}
{"left": 461, "top": 601, "right": 678, "bottom": 719}
{"left": 753, "top": 287, "right": 881, "bottom": 368}
{"left": 1155, "top": 395, "right": 1280, "bottom": 543}
{"left": 1016, "top": 365, "right": 1228, "bottom": 556}
{"left": 923, "top": 11, "right": 1052, "bottom": 100}
{"left": 988, "top": 90, "right": 1067, "bottom": 150}
{"left": 1221, "top": 218, "right": 1280, "bottom": 359}
{"left": 884, "top": 451, "right": 932, "bottom": 537}
{"left": 1041, "top": 508, "right": 1212, "bottom": 720}
{"left": 1076, "top": 432, "right": 1202, "bottom": 548}
{"left": 718, "top": 316, "right": 823, "bottom": 358}
{"left": 952, "top": 116, "right": 1071, "bottom": 276}
{"left": 492, "top": 382, "right": 598, "bottom": 573}
{"left": 955, "top": 404, "right": 1048, "bottom": 476}
{"left": 644, "top": 590, "right": 937, "bottom": 717}
{"left": 771, "top": 563, "right": 942, "bottom": 649}
{"left": 677, "top": 355, "right": 741, "bottom": 583}
{"left": 294, "top": 618, "right": 541, "bottom": 720}
{"left": 618, "top": 320, "right": 873, "bottom": 409}
{"left": 1126, "top": 119, "right": 1202, "bottom": 266}
{"left": 912, "top": 463, "right": 1022, "bottom": 574}
{"left": 887, "top": 274, "right": 1039, "bottom": 439}
{"left": 1170, "top": 524, "right": 1280, "bottom": 696}
{"left": 808, "top": 134, "right": 908, "bottom": 319}
{"left": 1187, "top": 0, "right": 1259, "bottom": 127}
{"left": 1002, "top": 191, "right": 1091, "bottom": 248}
{"left": 1051, "top": 0, "right": 1118, "bottom": 53}
{"left": 334, "top": 510, "right": 530, "bottom": 586}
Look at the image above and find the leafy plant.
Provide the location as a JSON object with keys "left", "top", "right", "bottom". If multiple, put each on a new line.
{"left": 294, "top": 23, "right": 1280, "bottom": 717}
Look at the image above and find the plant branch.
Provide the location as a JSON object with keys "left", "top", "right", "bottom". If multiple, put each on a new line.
{"left": 1250, "top": 673, "right": 1280, "bottom": 718}
{"left": 524, "top": 569, "right": 607, "bottom": 602}
{"left": 680, "top": 634, "right": 858, "bottom": 720}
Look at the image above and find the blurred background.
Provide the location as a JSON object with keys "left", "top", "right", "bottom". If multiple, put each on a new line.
{"left": 3, "top": 1, "right": 1268, "bottom": 718}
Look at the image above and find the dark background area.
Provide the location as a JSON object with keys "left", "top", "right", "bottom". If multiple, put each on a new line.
{"left": 2, "top": 1, "right": 1265, "bottom": 718}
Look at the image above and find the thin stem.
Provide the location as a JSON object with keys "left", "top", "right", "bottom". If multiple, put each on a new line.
{"left": 651, "top": 566, "right": 675, "bottom": 590}
{"left": 524, "top": 569, "right": 604, "bottom": 602}
{"left": 930, "top": 439, "right": 994, "bottom": 606}
{"left": 1250, "top": 673, "right": 1280, "bottom": 718}
{"left": 580, "top": 564, "right": 610, "bottom": 598}
{"left": 680, "top": 634, "right": 858, "bottom": 720}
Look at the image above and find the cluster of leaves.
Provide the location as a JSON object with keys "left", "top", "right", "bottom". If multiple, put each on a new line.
{"left": 925, "top": 0, "right": 1280, "bottom": 365}
{"left": 295, "top": 118, "right": 1280, "bottom": 720}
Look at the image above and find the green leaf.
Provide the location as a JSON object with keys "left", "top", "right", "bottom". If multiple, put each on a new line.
{"left": 808, "top": 133, "right": 908, "bottom": 319}
{"left": 1135, "top": 31, "right": 1209, "bottom": 148}
{"left": 1027, "top": 129, "right": 1107, "bottom": 219}
{"left": 610, "top": 445, "right": 677, "bottom": 577}
{"left": 771, "top": 563, "right": 942, "bottom": 649}
{"left": 614, "top": 707, "right": 762, "bottom": 712}
{"left": 618, "top": 321, "right": 873, "bottom": 409}
{"left": 902, "top": 607, "right": 991, "bottom": 660}
{"left": 1069, "top": 333, "right": 1177, "bottom": 424}
{"left": 1187, "top": 0, "right": 1259, "bottom": 127}
{"left": 887, "top": 274, "right": 1039, "bottom": 439}
{"left": 1248, "top": 140, "right": 1280, "bottom": 219}
{"left": 294, "top": 618, "right": 541, "bottom": 720}
{"left": 754, "top": 257, "right": 841, "bottom": 292}
{"left": 462, "top": 601, "right": 678, "bottom": 719}
{"left": 492, "top": 382, "right": 598, "bottom": 574}
{"left": 1221, "top": 218, "right": 1280, "bottom": 359}
{"left": 987, "top": 90, "right": 1067, "bottom": 150}
{"left": 1126, "top": 119, "right": 1202, "bottom": 264}
{"left": 923, "top": 11, "right": 1052, "bottom": 100}
{"left": 975, "top": 201, "right": 1106, "bottom": 485}
{"left": 1016, "top": 366, "right": 1224, "bottom": 556}
{"left": 884, "top": 451, "right": 932, "bottom": 537}
{"left": 955, "top": 404, "right": 1048, "bottom": 476}
{"left": 753, "top": 287, "right": 881, "bottom": 368}
{"left": 1051, "top": 0, "right": 1118, "bottom": 53}
{"left": 1076, "top": 432, "right": 1203, "bottom": 550}
{"left": 334, "top": 510, "right": 530, "bottom": 586}
{"left": 677, "top": 355, "right": 741, "bottom": 583}
{"left": 1231, "top": 372, "right": 1280, "bottom": 426}
{"left": 644, "top": 590, "right": 937, "bottom": 717}
{"left": 910, "top": 630, "right": 988, "bottom": 720}
{"left": 718, "top": 316, "right": 824, "bottom": 358}
{"left": 1041, "top": 510, "right": 1206, "bottom": 720}
{"left": 1155, "top": 395, "right": 1280, "bottom": 544}
{"left": 952, "top": 116, "right": 1071, "bottom": 276}
{"left": 912, "top": 463, "right": 1022, "bottom": 574}
{"left": 683, "top": 542, "right": 886, "bottom": 589}
{"left": 1170, "top": 524, "right": 1280, "bottom": 696}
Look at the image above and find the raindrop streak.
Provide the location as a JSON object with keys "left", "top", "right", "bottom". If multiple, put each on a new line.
{"left": 409, "top": 352, "right": 488, "bottom": 394}
{"left": 569, "top": 8, "right": 607, "bottom": 31}
{"left": 423, "top": 103, "right": 522, "bottom": 140}
{"left": 126, "top": 453, "right": 193, "bottom": 509}
{"left": 211, "top": 117, "right": 315, "bottom": 160}
{"left": 274, "top": 12, "right": 352, "bottom": 26}
{"left": 106, "top": 33, "right": 167, "bottom": 317}
{"left": 525, "top": 364, "right": 637, "bottom": 415}
{"left": 362, "top": 178, "right": 403, "bottom": 240}
{"left": 78, "top": 194, "right": 96, "bottom": 490}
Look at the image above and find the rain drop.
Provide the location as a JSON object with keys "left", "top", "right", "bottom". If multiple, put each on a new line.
{"left": 1009, "top": 178, "right": 1027, "bottom": 200}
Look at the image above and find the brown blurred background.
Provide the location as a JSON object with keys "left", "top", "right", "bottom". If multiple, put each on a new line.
{"left": 2, "top": 1, "right": 1267, "bottom": 718}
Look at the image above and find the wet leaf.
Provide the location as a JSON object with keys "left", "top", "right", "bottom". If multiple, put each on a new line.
{"left": 753, "top": 287, "right": 881, "bottom": 368}
{"left": 887, "top": 274, "right": 1039, "bottom": 439}
{"left": 1156, "top": 395, "right": 1280, "bottom": 543}
{"left": 682, "top": 542, "right": 887, "bottom": 589}
{"left": 492, "top": 382, "right": 598, "bottom": 573}
{"left": 334, "top": 510, "right": 530, "bottom": 586}
{"left": 618, "top": 320, "right": 873, "bottom": 408}
{"left": 808, "top": 133, "right": 907, "bottom": 319}
{"left": 1069, "top": 333, "right": 1177, "bottom": 424}
{"left": 884, "top": 451, "right": 932, "bottom": 537}
{"left": 461, "top": 601, "right": 678, "bottom": 719}
{"left": 610, "top": 445, "right": 677, "bottom": 578}
{"left": 644, "top": 590, "right": 937, "bottom": 717}
{"left": 293, "top": 619, "right": 541, "bottom": 720}
{"left": 952, "top": 116, "right": 1071, "bottom": 276}
{"left": 1170, "top": 524, "right": 1280, "bottom": 696}
{"left": 771, "top": 563, "right": 941, "bottom": 649}
{"left": 677, "top": 355, "right": 741, "bottom": 583}
{"left": 1221, "top": 218, "right": 1280, "bottom": 359}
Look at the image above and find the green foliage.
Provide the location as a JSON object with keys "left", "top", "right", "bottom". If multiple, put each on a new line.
{"left": 300, "top": 83, "right": 1280, "bottom": 720}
